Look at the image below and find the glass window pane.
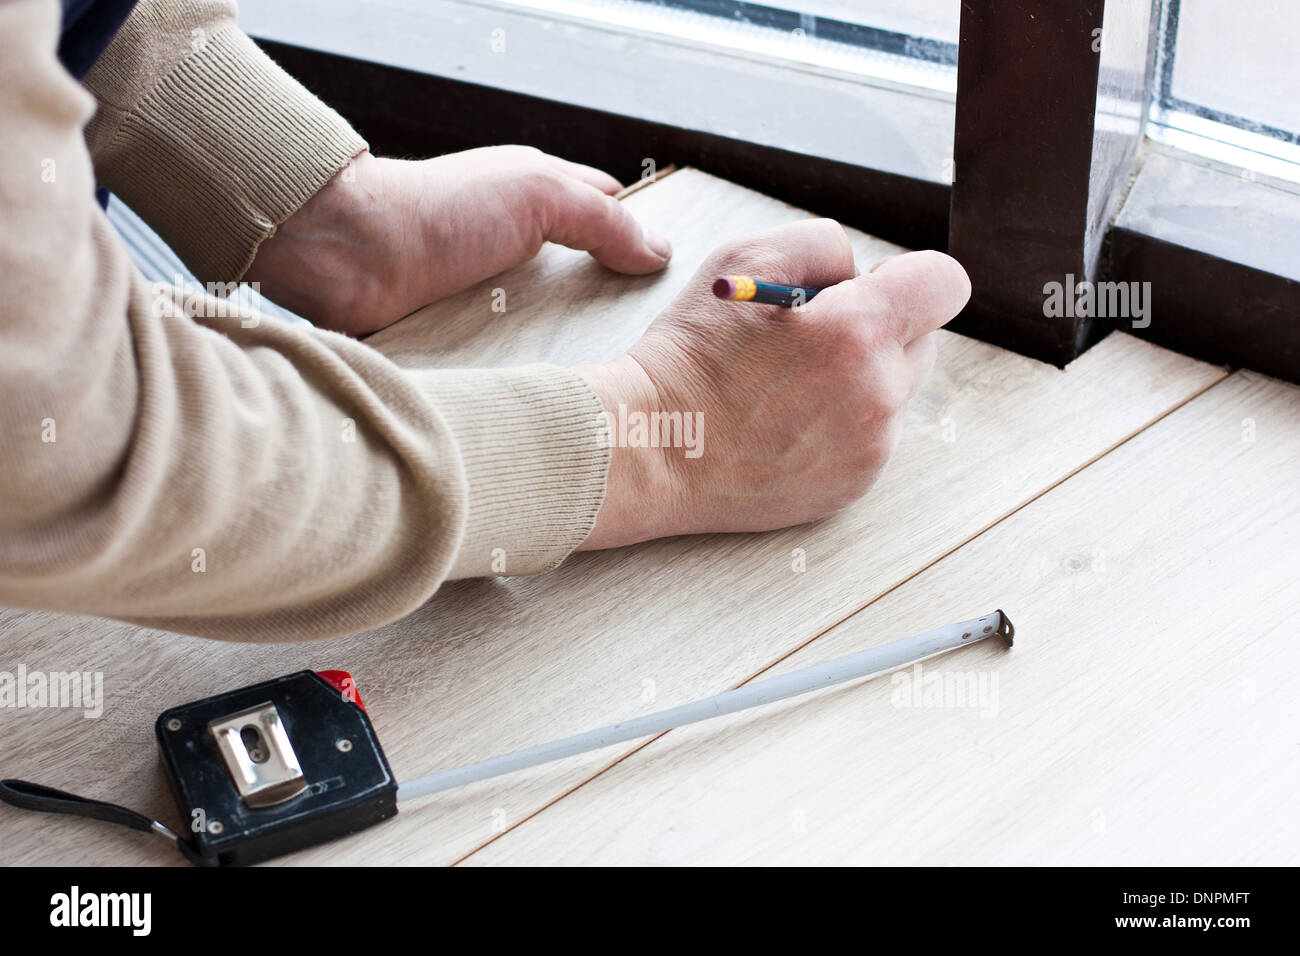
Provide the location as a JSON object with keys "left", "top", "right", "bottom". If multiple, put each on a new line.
{"left": 764, "top": 1, "right": 959, "bottom": 42}
{"left": 1168, "top": 0, "right": 1298, "bottom": 136}
{"left": 500, "top": 1, "right": 960, "bottom": 92}
{"left": 1150, "top": 0, "right": 1300, "bottom": 183}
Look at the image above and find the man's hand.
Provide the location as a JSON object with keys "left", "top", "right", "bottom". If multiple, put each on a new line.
{"left": 574, "top": 219, "right": 970, "bottom": 550}
{"left": 245, "top": 147, "right": 672, "bottom": 335}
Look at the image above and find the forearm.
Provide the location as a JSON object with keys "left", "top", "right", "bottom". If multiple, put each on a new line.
{"left": 82, "top": 0, "right": 365, "bottom": 284}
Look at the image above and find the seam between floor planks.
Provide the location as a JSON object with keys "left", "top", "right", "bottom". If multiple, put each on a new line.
{"left": 612, "top": 164, "right": 680, "bottom": 200}
{"left": 450, "top": 364, "right": 1233, "bottom": 865}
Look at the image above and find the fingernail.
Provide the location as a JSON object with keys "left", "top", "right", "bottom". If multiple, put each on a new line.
{"left": 644, "top": 227, "right": 672, "bottom": 260}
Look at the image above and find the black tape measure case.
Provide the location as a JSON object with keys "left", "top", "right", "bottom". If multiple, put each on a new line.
{"left": 155, "top": 670, "right": 398, "bottom": 866}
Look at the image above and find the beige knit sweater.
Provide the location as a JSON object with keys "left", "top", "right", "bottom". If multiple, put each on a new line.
{"left": 0, "top": 0, "right": 611, "bottom": 641}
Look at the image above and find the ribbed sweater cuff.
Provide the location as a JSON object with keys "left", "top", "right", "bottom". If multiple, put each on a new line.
{"left": 90, "top": 24, "right": 367, "bottom": 283}
{"left": 406, "top": 365, "right": 612, "bottom": 579}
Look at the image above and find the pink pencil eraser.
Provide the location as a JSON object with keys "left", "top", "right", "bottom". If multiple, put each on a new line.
{"left": 712, "top": 276, "right": 738, "bottom": 299}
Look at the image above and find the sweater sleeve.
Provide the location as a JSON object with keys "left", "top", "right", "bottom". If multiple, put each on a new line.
{"left": 82, "top": 0, "right": 367, "bottom": 283}
{"left": 0, "top": 0, "right": 610, "bottom": 641}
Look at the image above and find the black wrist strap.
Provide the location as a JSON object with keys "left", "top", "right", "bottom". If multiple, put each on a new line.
{"left": 0, "top": 778, "right": 215, "bottom": 866}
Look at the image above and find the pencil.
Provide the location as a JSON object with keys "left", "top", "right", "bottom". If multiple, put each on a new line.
{"left": 712, "top": 275, "right": 822, "bottom": 308}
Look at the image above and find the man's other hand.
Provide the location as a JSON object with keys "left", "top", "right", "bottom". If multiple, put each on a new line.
{"left": 246, "top": 146, "right": 672, "bottom": 335}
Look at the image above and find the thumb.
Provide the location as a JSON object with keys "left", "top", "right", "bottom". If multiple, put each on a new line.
{"left": 542, "top": 178, "right": 673, "bottom": 275}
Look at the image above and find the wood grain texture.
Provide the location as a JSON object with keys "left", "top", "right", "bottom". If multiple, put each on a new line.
{"left": 468, "top": 371, "right": 1300, "bottom": 866}
{"left": 0, "top": 170, "right": 1224, "bottom": 866}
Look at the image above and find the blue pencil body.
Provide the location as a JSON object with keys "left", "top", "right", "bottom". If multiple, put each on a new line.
{"left": 713, "top": 275, "right": 822, "bottom": 308}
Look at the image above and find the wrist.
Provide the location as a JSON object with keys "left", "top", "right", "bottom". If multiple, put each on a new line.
{"left": 245, "top": 150, "right": 389, "bottom": 333}
{"left": 573, "top": 354, "right": 680, "bottom": 550}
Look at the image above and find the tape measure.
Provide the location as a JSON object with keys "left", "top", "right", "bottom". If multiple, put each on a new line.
{"left": 0, "top": 611, "right": 1013, "bottom": 865}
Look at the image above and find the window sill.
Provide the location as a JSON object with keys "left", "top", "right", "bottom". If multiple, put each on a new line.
{"left": 241, "top": 0, "right": 954, "bottom": 186}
